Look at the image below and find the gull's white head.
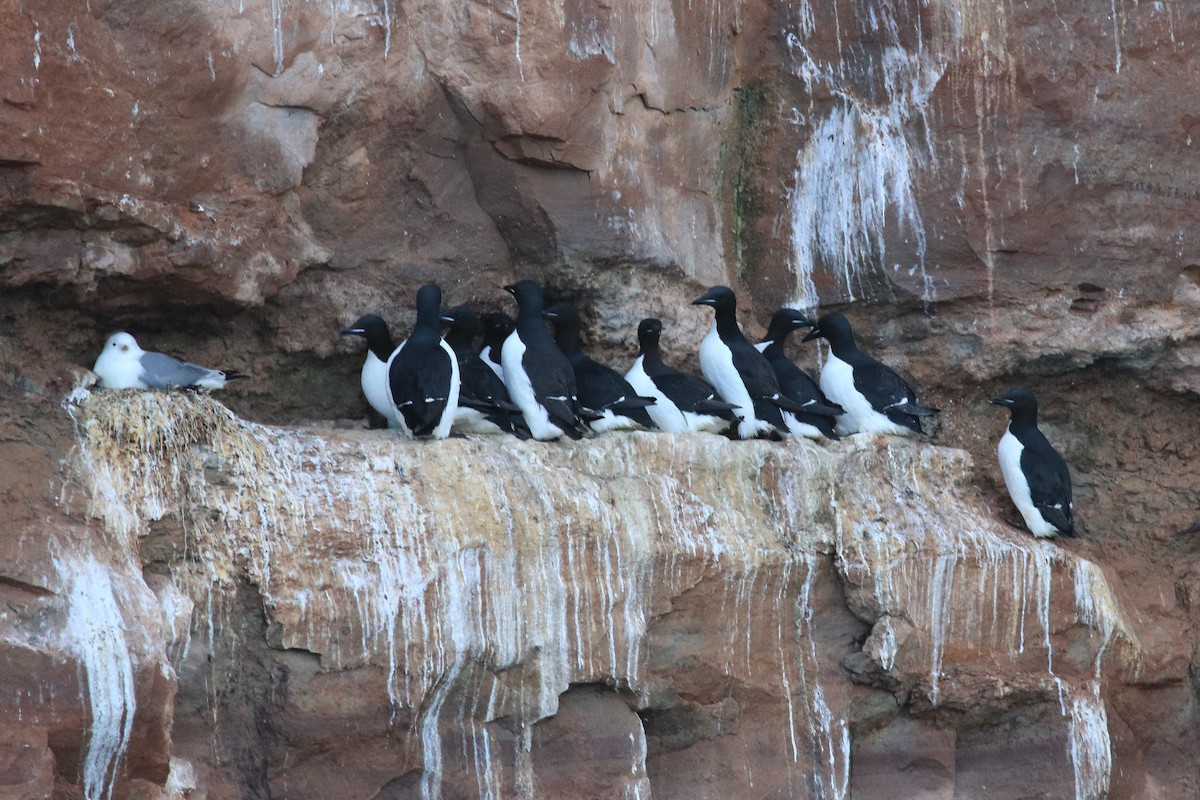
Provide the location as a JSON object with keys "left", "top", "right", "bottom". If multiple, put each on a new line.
{"left": 94, "top": 332, "right": 146, "bottom": 388}
{"left": 103, "top": 331, "right": 141, "bottom": 354}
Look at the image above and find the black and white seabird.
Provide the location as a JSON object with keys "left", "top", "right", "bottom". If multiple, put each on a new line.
{"left": 692, "top": 286, "right": 801, "bottom": 439}
{"left": 480, "top": 312, "right": 514, "bottom": 381}
{"left": 990, "top": 388, "right": 1075, "bottom": 538}
{"left": 440, "top": 305, "right": 524, "bottom": 436}
{"left": 387, "top": 284, "right": 460, "bottom": 439}
{"left": 542, "top": 302, "right": 658, "bottom": 434}
{"left": 755, "top": 309, "right": 844, "bottom": 440}
{"left": 625, "top": 318, "right": 738, "bottom": 434}
{"left": 93, "top": 332, "right": 248, "bottom": 390}
{"left": 802, "top": 312, "right": 938, "bottom": 436}
{"left": 501, "top": 280, "right": 590, "bottom": 441}
{"left": 340, "top": 314, "right": 405, "bottom": 428}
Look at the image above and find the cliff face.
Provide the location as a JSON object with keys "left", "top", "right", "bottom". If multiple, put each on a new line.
{"left": 2, "top": 0, "right": 1200, "bottom": 798}
{"left": 11, "top": 389, "right": 1146, "bottom": 799}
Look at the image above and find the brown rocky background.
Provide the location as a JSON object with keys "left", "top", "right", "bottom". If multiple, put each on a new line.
{"left": 1, "top": 0, "right": 1198, "bottom": 798}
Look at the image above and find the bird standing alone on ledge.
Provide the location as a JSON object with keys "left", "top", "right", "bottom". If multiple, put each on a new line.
{"left": 991, "top": 388, "right": 1076, "bottom": 538}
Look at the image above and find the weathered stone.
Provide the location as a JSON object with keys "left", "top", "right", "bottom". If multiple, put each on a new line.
{"left": 2, "top": 0, "right": 1200, "bottom": 796}
{"left": 0, "top": 389, "right": 1144, "bottom": 798}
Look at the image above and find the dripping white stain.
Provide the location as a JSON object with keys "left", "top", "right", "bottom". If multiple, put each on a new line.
{"left": 783, "top": 2, "right": 941, "bottom": 312}
{"left": 63, "top": 390, "right": 1139, "bottom": 798}
{"left": 512, "top": 0, "right": 523, "bottom": 80}
{"left": 381, "top": 0, "right": 393, "bottom": 59}
{"left": 795, "top": 556, "right": 850, "bottom": 800}
{"left": 57, "top": 557, "right": 137, "bottom": 800}
{"left": 270, "top": 0, "right": 284, "bottom": 76}
{"left": 1069, "top": 683, "right": 1111, "bottom": 800}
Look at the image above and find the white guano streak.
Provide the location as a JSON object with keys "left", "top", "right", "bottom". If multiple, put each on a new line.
{"left": 271, "top": 0, "right": 284, "bottom": 76}
{"left": 59, "top": 557, "right": 137, "bottom": 800}
{"left": 69, "top": 392, "right": 1131, "bottom": 799}
{"left": 1069, "top": 683, "right": 1111, "bottom": 800}
{"left": 795, "top": 556, "right": 849, "bottom": 800}
{"left": 784, "top": 3, "right": 946, "bottom": 311}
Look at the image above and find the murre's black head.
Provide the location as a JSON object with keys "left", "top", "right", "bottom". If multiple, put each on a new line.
{"left": 440, "top": 305, "right": 480, "bottom": 333}
{"left": 340, "top": 314, "right": 388, "bottom": 339}
{"left": 638, "top": 318, "right": 662, "bottom": 341}
{"left": 637, "top": 318, "right": 663, "bottom": 356}
{"left": 801, "top": 312, "right": 855, "bottom": 347}
{"left": 482, "top": 312, "right": 515, "bottom": 349}
{"left": 340, "top": 314, "right": 395, "bottom": 360}
{"left": 504, "top": 279, "right": 544, "bottom": 307}
{"left": 542, "top": 302, "right": 582, "bottom": 351}
{"left": 412, "top": 284, "right": 445, "bottom": 336}
{"left": 764, "top": 308, "right": 814, "bottom": 344}
{"left": 440, "top": 305, "right": 481, "bottom": 350}
{"left": 991, "top": 388, "right": 1041, "bottom": 432}
{"left": 541, "top": 301, "right": 579, "bottom": 323}
{"left": 990, "top": 388, "right": 1039, "bottom": 414}
{"left": 415, "top": 283, "right": 442, "bottom": 312}
{"left": 691, "top": 285, "right": 737, "bottom": 311}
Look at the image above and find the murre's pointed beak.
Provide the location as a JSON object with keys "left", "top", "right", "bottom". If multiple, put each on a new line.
{"left": 989, "top": 396, "right": 1014, "bottom": 406}
{"left": 502, "top": 284, "right": 517, "bottom": 296}
{"left": 439, "top": 314, "right": 456, "bottom": 324}
{"left": 801, "top": 324, "right": 823, "bottom": 343}
{"left": 542, "top": 309, "right": 559, "bottom": 320}
{"left": 691, "top": 292, "right": 716, "bottom": 307}
{"left": 793, "top": 316, "right": 816, "bottom": 329}
{"left": 340, "top": 326, "right": 365, "bottom": 336}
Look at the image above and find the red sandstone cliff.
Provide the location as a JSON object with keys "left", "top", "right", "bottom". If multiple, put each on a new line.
{"left": 1, "top": 0, "right": 1198, "bottom": 798}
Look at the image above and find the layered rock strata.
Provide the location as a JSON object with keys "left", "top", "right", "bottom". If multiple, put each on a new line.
{"left": 0, "top": 389, "right": 1155, "bottom": 798}
{"left": 2, "top": 0, "right": 1200, "bottom": 796}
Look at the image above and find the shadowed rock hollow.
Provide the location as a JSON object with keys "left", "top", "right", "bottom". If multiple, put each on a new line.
{"left": 2, "top": 0, "right": 1200, "bottom": 798}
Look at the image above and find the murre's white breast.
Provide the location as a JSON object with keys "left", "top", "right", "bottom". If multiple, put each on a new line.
{"left": 997, "top": 427, "right": 1057, "bottom": 538}
{"left": 501, "top": 332, "right": 563, "bottom": 441}
{"left": 479, "top": 346, "right": 504, "bottom": 381}
{"left": 819, "top": 354, "right": 910, "bottom": 436}
{"left": 430, "top": 338, "right": 461, "bottom": 440}
{"left": 625, "top": 357, "right": 687, "bottom": 433}
{"left": 698, "top": 323, "right": 772, "bottom": 439}
{"left": 361, "top": 350, "right": 403, "bottom": 428}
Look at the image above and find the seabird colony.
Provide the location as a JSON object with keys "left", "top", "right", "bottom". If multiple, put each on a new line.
{"left": 91, "top": 282, "right": 1076, "bottom": 540}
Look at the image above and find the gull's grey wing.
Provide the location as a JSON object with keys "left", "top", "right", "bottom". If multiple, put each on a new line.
{"left": 138, "top": 351, "right": 226, "bottom": 389}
